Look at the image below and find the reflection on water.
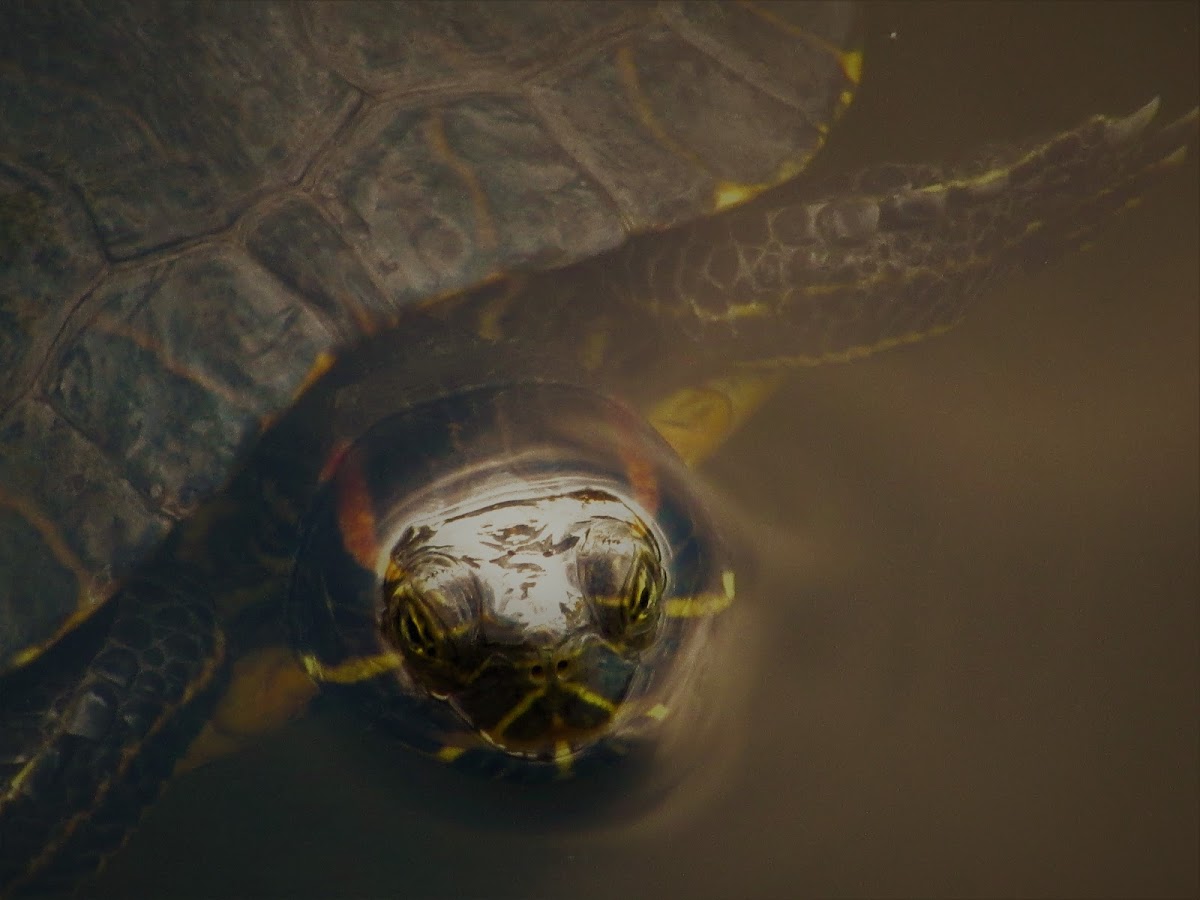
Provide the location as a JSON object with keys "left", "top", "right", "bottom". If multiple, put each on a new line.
{"left": 96, "top": 3, "right": 1197, "bottom": 898}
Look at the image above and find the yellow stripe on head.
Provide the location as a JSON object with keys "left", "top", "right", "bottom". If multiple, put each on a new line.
{"left": 664, "top": 592, "right": 734, "bottom": 619}
{"left": 300, "top": 651, "right": 402, "bottom": 684}
{"left": 554, "top": 741, "right": 574, "bottom": 778}
{"left": 435, "top": 745, "right": 467, "bottom": 763}
{"left": 560, "top": 682, "right": 618, "bottom": 715}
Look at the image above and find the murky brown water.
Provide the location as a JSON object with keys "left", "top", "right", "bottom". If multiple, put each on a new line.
{"left": 95, "top": 3, "right": 1197, "bottom": 898}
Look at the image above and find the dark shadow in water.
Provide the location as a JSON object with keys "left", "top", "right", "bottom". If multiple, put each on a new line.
{"left": 95, "top": 3, "right": 1197, "bottom": 898}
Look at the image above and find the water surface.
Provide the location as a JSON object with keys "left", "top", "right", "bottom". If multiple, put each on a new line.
{"left": 96, "top": 3, "right": 1198, "bottom": 897}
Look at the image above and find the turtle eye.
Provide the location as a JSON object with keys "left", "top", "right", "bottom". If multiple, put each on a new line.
{"left": 388, "top": 586, "right": 448, "bottom": 663}
{"left": 576, "top": 518, "right": 666, "bottom": 646}
{"left": 622, "top": 552, "right": 663, "bottom": 635}
{"left": 400, "top": 597, "right": 440, "bottom": 659}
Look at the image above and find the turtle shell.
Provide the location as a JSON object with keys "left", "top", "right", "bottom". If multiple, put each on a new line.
{"left": 0, "top": 1, "right": 1195, "bottom": 897}
{"left": 0, "top": 1, "right": 860, "bottom": 671}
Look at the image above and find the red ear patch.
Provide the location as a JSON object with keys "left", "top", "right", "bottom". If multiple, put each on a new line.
{"left": 334, "top": 450, "right": 380, "bottom": 571}
{"left": 318, "top": 439, "right": 352, "bottom": 483}
{"left": 609, "top": 410, "right": 661, "bottom": 516}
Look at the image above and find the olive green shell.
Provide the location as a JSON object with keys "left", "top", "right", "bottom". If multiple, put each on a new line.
{"left": 0, "top": 1, "right": 858, "bottom": 670}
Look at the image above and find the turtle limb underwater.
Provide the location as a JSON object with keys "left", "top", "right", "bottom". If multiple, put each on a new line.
{"left": 0, "top": 2, "right": 1196, "bottom": 895}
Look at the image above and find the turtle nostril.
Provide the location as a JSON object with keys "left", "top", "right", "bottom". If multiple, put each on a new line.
{"left": 530, "top": 663, "right": 544, "bottom": 679}
{"left": 555, "top": 658, "right": 569, "bottom": 674}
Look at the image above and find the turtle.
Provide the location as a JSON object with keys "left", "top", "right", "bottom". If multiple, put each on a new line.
{"left": 0, "top": 1, "right": 1195, "bottom": 895}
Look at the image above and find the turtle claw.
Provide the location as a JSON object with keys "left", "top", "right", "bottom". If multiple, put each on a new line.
{"left": 1105, "top": 97, "right": 1160, "bottom": 145}
{"left": 1156, "top": 105, "right": 1199, "bottom": 155}
{"left": 1109, "top": 100, "right": 1199, "bottom": 167}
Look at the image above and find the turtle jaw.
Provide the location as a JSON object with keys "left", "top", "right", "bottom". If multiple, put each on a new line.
{"left": 448, "top": 639, "right": 639, "bottom": 762}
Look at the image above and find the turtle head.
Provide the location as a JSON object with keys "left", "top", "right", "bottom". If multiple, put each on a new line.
{"left": 379, "top": 496, "right": 665, "bottom": 760}
{"left": 288, "top": 383, "right": 733, "bottom": 777}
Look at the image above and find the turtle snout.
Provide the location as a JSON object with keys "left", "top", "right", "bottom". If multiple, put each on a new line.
{"left": 526, "top": 643, "right": 580, "bottom": 684}
{"left": 452, "top": 637, "right": 638, "bottom": 758}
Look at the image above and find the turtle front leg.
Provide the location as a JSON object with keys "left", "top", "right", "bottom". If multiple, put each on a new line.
{"left": 633, "top": 101, "right": 1199, "bottom": 374}
{"left": 0, "top": 572, "right": 225, "bottom": 897}
{"left": 179, "top": 644, "right": 318, "bottom": 771}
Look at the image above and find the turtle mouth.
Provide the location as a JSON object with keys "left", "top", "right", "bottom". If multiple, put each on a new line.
{"left": 450, "top": 646, "right": 638, "bottom": 761}
{"left": 475, "top": 714, "right": 608, "bottom": 762}
{"left": 476, "top": 686, "right": 615, "bottom": 758}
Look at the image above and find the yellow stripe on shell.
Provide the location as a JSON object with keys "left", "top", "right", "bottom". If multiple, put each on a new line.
{"left": 615, "top": 45, "right": 709, "bottom": 173}
{"left": 712, "top": 151, "right": 823, "bottom": 212}
{"left": 612, "top": 38, "right": 806, "bottom": 216}
{"left": 0, "top": 492, "right": 96, "bottom": 671}
{"left": 92, "top": 313, "right": 255, "bottom": 412}
{"left": 738, "top": 1, "right": 863, "bottom": 84}
{"left": 713, "top": 181, "right": 762, "bottom": 211}
{"left": 473, "top": 276, "right": 525, "bottom": 342}
{"left": 424, "top": 109, "right": 497, "bottom": 254}
{"left": 293, "top": 350, "right": 337, "bottom": 398}
{"left": 840, "top": 49, "right": 865, "bottom": 88}
{"left": 712, "top": 142, "right": 840, "bottom": 212}
{"left": 710, "top": 6, "right": 862, "bottom": 212}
